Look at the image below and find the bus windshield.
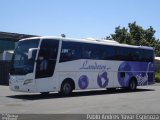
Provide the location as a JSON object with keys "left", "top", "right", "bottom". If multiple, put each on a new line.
{"left": 10, "top": 39, "right": 40, "bottom": 75}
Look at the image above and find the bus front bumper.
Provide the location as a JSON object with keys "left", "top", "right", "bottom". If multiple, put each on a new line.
{"left": 9, "top": 78, "right": 37, "bottom": 93}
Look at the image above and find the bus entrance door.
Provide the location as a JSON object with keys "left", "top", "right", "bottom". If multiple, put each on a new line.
{"left": 35, "top": 39, "right": 59, "bottom": 92}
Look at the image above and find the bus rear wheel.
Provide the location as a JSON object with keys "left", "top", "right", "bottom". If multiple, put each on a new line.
{"left": 60, "top": 81, "right": 73, "bottom": 96}
{"left": 128, "top": 78, "right": 137, "bottom": 91}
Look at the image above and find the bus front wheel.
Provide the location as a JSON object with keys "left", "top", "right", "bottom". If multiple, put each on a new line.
{"left": 60, "top": 81, "right": 73, "bottom": 96}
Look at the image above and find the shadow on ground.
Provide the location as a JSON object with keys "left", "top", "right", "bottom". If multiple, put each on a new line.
{"left": 6, "top": 88, "right": 155, "bottom": 101}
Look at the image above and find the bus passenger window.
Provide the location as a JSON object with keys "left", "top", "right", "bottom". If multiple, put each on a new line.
{"left": 60, "top": 41, "right": 81, "bottom": 62}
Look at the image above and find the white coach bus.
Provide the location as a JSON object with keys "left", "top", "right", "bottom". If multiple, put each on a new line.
{"left": 9, "top": 36, "right": 155, "bottom": 95}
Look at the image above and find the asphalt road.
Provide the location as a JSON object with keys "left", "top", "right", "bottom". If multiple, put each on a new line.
{"left": 0, "top": 84, "right": 160, "bottom": 114}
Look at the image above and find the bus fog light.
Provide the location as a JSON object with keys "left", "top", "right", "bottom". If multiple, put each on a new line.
{"left": 24, "top": 79, "right": 33, "bottom": 85}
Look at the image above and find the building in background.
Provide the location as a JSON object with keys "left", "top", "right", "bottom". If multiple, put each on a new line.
{"left": 0, "top": 31, "right": 37, "bottom": 60}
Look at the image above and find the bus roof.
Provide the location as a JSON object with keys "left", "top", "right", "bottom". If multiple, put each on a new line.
{"left": 20, "top": 36, "right": 154, "bottom": 50}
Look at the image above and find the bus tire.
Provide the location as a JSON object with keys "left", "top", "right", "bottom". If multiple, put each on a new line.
{"left": 60, "top": 80, "right": 73, "bottom": 96}
{"left": 128, "top": 78, "right": 137, "bottom": 91}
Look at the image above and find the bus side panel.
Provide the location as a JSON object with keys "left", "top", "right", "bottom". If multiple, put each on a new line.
{"left": 57, "top": 60, "right": 155, "bottom": 91}
{"left": 58, "top": 72, "right": 100, "bottom": 90}
{"left": 57, "top": 60, "right": 119, "bottom": 90}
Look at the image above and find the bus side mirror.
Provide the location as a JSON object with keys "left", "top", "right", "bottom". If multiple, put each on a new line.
{"left": 28, "top": 48, "right": 38, "bottom": 59}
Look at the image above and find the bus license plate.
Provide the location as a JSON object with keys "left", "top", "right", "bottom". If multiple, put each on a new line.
{"left": 15, "top": 86, "right": 19, "bottom": 89}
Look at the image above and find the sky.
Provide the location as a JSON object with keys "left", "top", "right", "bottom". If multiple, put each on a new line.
{"left": 0, "top": 0, "right": 160, "bottom": 39}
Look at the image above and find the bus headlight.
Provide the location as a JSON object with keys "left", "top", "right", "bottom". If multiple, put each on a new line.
{"left": 24, "top": 79, "right": 33, "bottom": 85}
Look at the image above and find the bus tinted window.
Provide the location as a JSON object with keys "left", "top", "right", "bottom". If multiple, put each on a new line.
{"left": 60, "top": 41, "right": 81, "bottom": 62}
{"left": 40, "top": 39, "right": 59, "bottom": 60}
{"left": 100, "top": 45, "right": 116, "bottom": 60}
{"left": 60, "top": 41, "right": 154, "bottom": 62}
{"left": 36, "top": 39, "right": 59, "bottom": 78}
{"left": 82, "top": 43, "right": 100, "bottom": 59}
{"left": 133, "top": 49, "right": 153, "bottom": 62}
{"left": 115, "top": 47, "right": 138, "bottom": 61}
{"left": 114, "top": 47, "right": 153, "bottom": 62}
{"left": 132, "top": 49, "right": 140, "bottom": 61}
{"left": 145, "top": 50, "right": 154, "bottom": 62}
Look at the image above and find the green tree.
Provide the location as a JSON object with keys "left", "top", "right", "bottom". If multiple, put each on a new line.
{"left": 128, "top": 22, "right": 144, "bottom": 45}
{"left": 111, "top": 26, "right": 132, "bottom": 44}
